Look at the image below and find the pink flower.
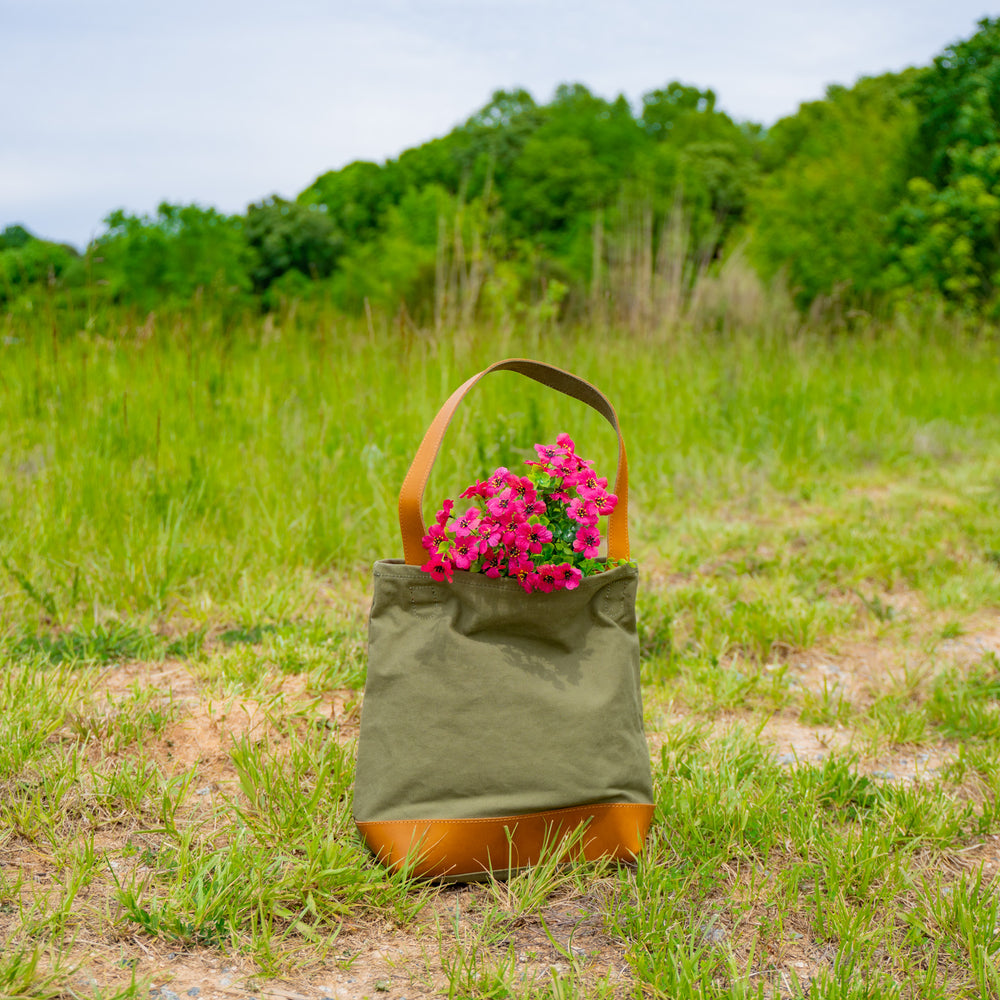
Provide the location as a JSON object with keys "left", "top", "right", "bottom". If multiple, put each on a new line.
{"left": 455, "top": 507, "right": 482, "bottom": 533}
{"left": 556, "top": 433, "right": 575, "bottom": 451}
{"left": 479, "top": 518, "right": 503, "bottom": 547}
{"left": 549, "top": 452, "right": 579, "bottom": 476}
{"left": 460, "top": 480, "right": 489, "bottom": 500}
{"left": 534, "top": 564, "right": 559, "bottom": 593}
{"left": 435, "top": 499, "right": 454, "bottom": 526}
{"left": 516, "top": 521, "right": 552, "bottom": 554}
{"left": 533, "top": 443, "right": 562, "bottom": 465}
{"left": 573, "top": 525, "right": 601, "bottom": 559}
{"left": 486, "top": 488, "right": 522, "bottom": 522}
{"left": 422, "top": 522, "right": 450, "bottom": 553}
{"left": 421, "top": 554, "right": 454, "bottom": 583}
{"left": 567, "top": 497, "right": 599, "bottom": 525}
{"left": 486, "top": 467, "right": 510, "bottom": 495}
{"left": 450, "top": 532, "right": 483, "bottom": 570}
{"left": 505, "top": 473, "right": 537, "bottom": 505}
{"left": 576, "top": 471, "right": 609, "bottom": 500}
{"left": 508, "top": 555, "right": 538, "bottom": 593}
{"left": 481, "top": 550, "right": 503, "bottom": 578}
{"left": 555, "top": 564, "right": 582, "bottom": 590}
{"left": 593, "top": 491, "right": 618, "bottom": 515}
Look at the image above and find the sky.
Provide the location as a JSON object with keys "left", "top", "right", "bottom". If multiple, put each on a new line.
{"left": 2, "top": 0, "right": 995, "bottom": 250}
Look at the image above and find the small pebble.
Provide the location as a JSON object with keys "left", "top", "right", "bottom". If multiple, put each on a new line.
{"left": 700, "top": 925, "right": 727, "bottom": 943}
{"left": 187, "top": 990, "right": 201, "bottom": 997}
{"left": 219, "top": 976, "right": 233, "bottom": 988}
{"left": 161, "top": 991, "right": 180, "bottom": 1000}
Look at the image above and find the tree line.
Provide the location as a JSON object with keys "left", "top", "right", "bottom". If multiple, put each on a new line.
{"left": 3, "top": 17, "right": 998, "bottom": 323}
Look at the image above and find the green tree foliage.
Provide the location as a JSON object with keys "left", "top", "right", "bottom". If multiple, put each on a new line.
{"left": 298, "top": 160, "right": 403, "bottom": 243}
{"left": 747, "top": 74, "right": 917, "bottom": 306}
{"left": 0, "top": 226, "right": 80, "bottom": 306}
{"left": 294, "top": 80, "right": 760, "bottom": 311}
{"left": 459, "top": 88, "right": 543, "bottom": 184}
{"left": 630, "top": 84, "right": 759, "bottom": 262}
{"left": 887, "top": 18, "right": 1000, "bottom": 310}
{"left": 244, "top": 196, "right": 343, "bottom": 292}
{"left": 96, "top": 203, "right": 251, "bottom": 308}
{"left": 0, "top": 224, "right": 34, "bottom": 251}
{"left": 503, "top": 85, "right": 641, "bottom": 244}
{"left": 908, "top": 18, "right": 1000, "bottom": 186}
{"left": 330, "top": 184, "right": 455, "bottom": 315}
{"left": 9, "top": 23, "right": 1000, "bottom": 322}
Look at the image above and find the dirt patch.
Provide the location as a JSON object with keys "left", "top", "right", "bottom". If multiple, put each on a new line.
{"left": 938, "top": 622, "right": 1000, "bottom": 665}
{"left": 60, "top": 930, "right": 447, "bottom": 1000}
{"left": 10, "top": 882, "right": 632, "bottom": 1000}
{"left": 92, "top": 660, "right": 204, "bottom": 704}
{"left": 150, "top": 700, "right": 267, "bottom": 776}
{"left": 754, "top": 715, "right": 854, "bottom": 761}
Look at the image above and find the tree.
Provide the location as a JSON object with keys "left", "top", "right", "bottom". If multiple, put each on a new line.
{"left": 244, "top": 196, "right": 343, "bottom": 292}
{"left": 747, "top": 74, "right": 916, "bottom": 306}
{"left": 330, "top": 184, "right": 457, "bottom": 317}
{"left": 96, "top": 203, "right": 252, "bottom": 307}
{"left": 887, "top": 18, "right": 1000, "bottom": 310}
{"left": 640, "top": 82, "right": 717, "bottom": 138}
{"left": 0, "top": 224, "right": 34, "bottom": 251}
{"left": 0, "top": 236, "right": 79, "bottom": 305}
{"left": 298, "top": 160, "right": 404, "bottom": 244}
{"left": 907, "top": 17, "right": 1000, "bottom": 186}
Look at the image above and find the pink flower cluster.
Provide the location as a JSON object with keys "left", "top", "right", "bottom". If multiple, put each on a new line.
{"left": 421, "top": 433, "right": 618, "bottom": 593}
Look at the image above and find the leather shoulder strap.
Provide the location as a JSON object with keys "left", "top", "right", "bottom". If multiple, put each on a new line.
{"left": 398, "top": 358, "right": 629, "bottom": 564}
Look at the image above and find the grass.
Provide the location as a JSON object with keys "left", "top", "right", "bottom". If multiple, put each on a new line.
{"left": 3, "top": 303, "right": 1000, "bottom": 630}
{"left": 2, "top": 306, "right": 1000, "bottom": 997}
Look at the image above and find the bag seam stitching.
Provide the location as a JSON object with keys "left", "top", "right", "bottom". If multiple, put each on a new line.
{"left": 376, "top": 572, "right": 636, "bottom": 595}
{"left": 356, "top": 803, "right": 654, "bottom": 826}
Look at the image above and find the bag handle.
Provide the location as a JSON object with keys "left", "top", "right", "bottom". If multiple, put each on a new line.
{"left": 399, "top": 358, "right": 630, "bottom": 565}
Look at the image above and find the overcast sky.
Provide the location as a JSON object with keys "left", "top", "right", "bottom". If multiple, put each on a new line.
{"left": 2, "top": 0, "right": 994, "bottom": 249}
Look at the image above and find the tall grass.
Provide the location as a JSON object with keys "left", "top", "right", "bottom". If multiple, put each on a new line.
{"left": 5, "top": 292, "right": 1000, "bottom": 999}
{"left": 2, "top": 295, "right": 999, "bottom": 629}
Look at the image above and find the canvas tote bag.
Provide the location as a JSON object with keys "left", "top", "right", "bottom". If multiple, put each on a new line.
{"left": 353, "top": 358, "right": 654, "bottom": 880}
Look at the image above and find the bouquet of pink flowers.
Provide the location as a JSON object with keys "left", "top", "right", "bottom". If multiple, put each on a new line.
{"left": 421, "top": 433, "right": 622, "bottom": 593}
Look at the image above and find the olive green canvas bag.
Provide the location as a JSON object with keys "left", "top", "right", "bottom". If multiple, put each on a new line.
{"left": 353, "top": 358, "right": 654, "bottom": 881}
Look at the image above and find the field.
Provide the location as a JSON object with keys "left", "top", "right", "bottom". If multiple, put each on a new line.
{"left": 3, "top": 305, "right": 1000, "bottom": 999}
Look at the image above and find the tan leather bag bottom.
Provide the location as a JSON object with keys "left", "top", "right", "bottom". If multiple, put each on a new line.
{"left": 356, "top": 802, "right": 655, "bottom": 881}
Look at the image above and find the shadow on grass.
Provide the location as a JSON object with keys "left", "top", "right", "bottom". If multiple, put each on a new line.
{"left": 5, "top": 623, "right": 205, "bottom": 665}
